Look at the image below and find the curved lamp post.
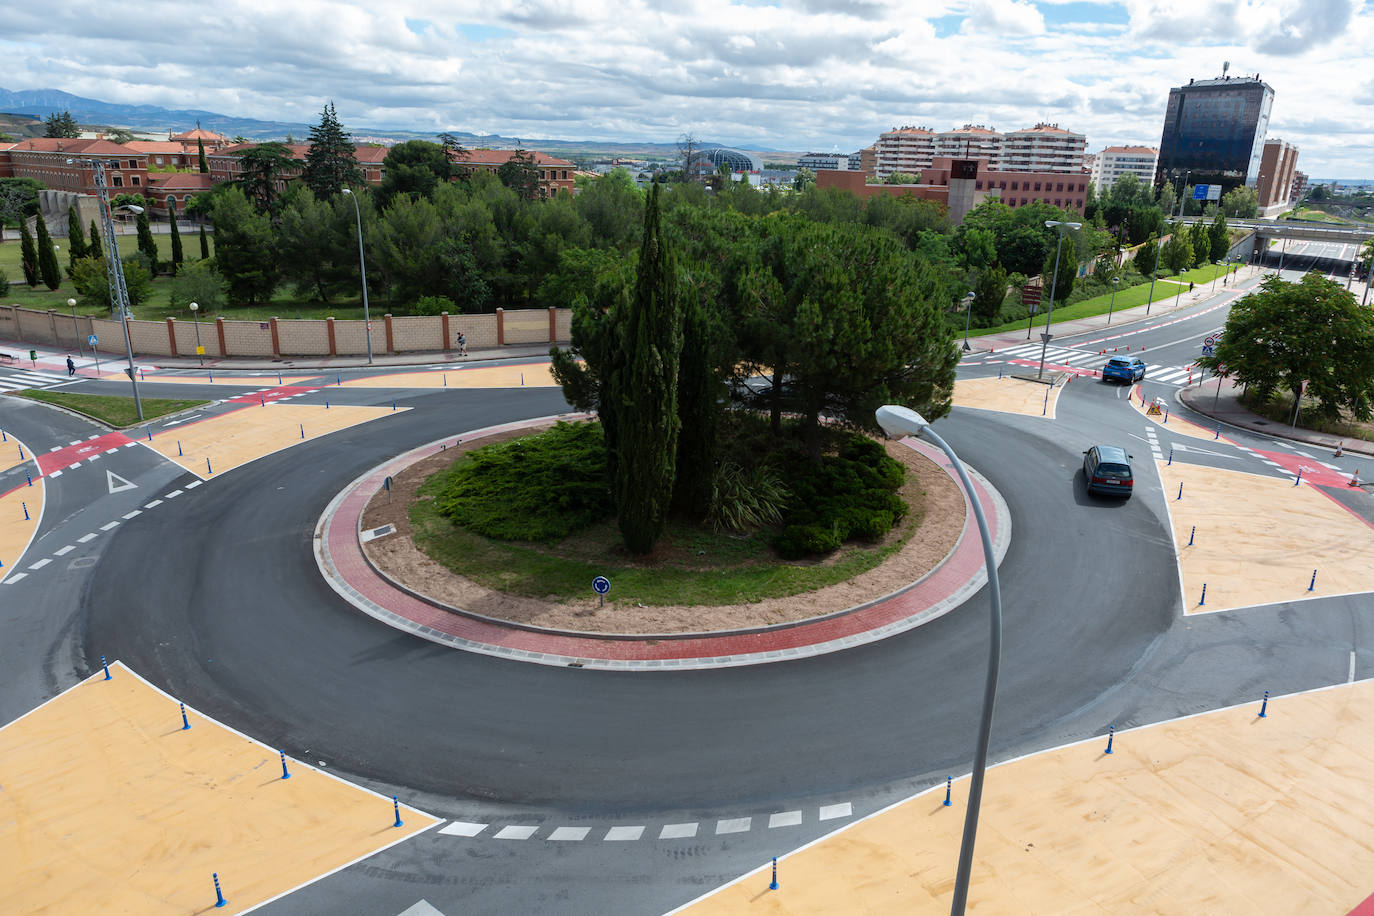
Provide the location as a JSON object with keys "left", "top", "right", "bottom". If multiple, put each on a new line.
{"left": 961, "top": 291, "right": 975, "bottom": 352}
{"left": 340, "top": 188, "right": 374, "bottom": 365}
{"left": 875, "top": 405, "right": 1001, "bottom": 916}
{"left": 1038, "top": 220, "right": 1081, "bottom": 380}
{"left": 189, "top": 301, "right": 204, "bottom": 367}
{"left": 1107, "top": 276, "right": 1120, "bottom": 325}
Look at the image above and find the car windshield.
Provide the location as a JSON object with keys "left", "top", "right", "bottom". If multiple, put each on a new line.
{"left": 1097, "top": 463, "right": 1131, "bottom": 478}
{"left": 1106, "top": 358, "right": 1131, "bottom": 367}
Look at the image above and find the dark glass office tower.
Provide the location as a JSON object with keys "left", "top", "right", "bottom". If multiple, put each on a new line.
{"left": 1155, "top": 74, "right": 1274, "bottom": 193}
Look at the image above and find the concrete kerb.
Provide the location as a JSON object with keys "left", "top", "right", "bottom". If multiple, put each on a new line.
{"left": 1173, "top": 382, "right": 1374, "bottom": 460}
{"left": 314, "top": 421, "right": 1013, "bottom": 671}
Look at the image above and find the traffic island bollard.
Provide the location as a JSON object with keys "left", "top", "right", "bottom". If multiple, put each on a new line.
{"left": 180, "top": 702, "right": 190, "bottom": 730}
{"left": 1176, "top": 482, "right": 1184, "bottom": 500}
{"left": 769, "top": 857, "right": 779, "bottom": 891}
{"left": 1295, "top": 467, "right": 1303, "bottom": 486}
{"left": 1215, "top": 424, "right": 1221, "bottom": 440}
{"left": 943, "top": 776, "right": 952, "bottom": 807}
{"left": 1199, "top": 582, "right": 1207, "bottom": 606}
{"left": 1188, "top": 525, "right": 1195, "bottom": 547}
{"left": 177, "top": 441, "right": 183, "bottom": 457}
{"left": 206, "top": 457, "right": 212, "bottom": 476}
{"left": 26, "top": 472, "right": 32, "bottom": 487}
{"left": 100, "top": 654, "right": 111, "bottom": 680}
{"left": 1104, "top": 725, "right": 1114, "bottom": 755}
{"left": 1309, "top": 569, "right": 1317, "bottom": 592}
{"left": 1259, "top": 690, "right": 1269, "bottom": 718}
{"left": 280, "top": 750, "right": 291, "bottom": 779}
{"left": 212, "top": 873, "right": 227, "bottom": 908}
{"left": 299, "top": 424, "right": 305, "bottom": 439}
{"left": 392, "top": 795, "right": 404, "bottom": 828}
{"left": 1168, "top": 447, "right": 1173, "bottom": 466}
{"left": 23, "top": 501, "right": 30, "bottom": 520}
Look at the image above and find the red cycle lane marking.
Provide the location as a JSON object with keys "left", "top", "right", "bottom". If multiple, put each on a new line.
{"left": 225, "top": 385, "right": 322, "bottom": 405}
{"left": 36, "top": 432, "right": 136, "bottom": 476}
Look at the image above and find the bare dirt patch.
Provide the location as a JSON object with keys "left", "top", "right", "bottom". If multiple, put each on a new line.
{"left": 361, "top": 429, "right": 965, "bottom": 635}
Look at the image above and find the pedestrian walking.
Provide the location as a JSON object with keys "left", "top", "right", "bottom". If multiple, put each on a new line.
{"left": 456, "top": 331, "right": 467, "bottom": 357}
{"left": 66, "top": 356, "right": 76, "bottom": 377}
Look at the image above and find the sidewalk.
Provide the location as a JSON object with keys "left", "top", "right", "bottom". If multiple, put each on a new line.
{"left": 315, "top": 419, "right": 1012, "bottom": 671}
{"left": 1179, "top": 375, "right": 1374, "bottom": 460}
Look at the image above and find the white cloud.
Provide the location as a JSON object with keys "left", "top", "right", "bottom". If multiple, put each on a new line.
{"left": 0, "top": 0, "right": 1370, "bottom": 175}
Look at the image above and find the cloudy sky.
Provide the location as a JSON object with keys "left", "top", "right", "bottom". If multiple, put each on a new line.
{"left": 3, "top": 0, "right": 1370, "bottom": 176}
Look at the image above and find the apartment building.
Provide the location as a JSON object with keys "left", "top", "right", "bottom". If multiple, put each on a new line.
{"left": 1090, "top": 145, "right": 1159, "bottom": 193}
{"left": 849, "top": 146, "right": 876, "bottom": 176}
{"left": 935, "top": 126, "right": 1003, "bottom": 168}
{"left": 1256, "top": 138, "right": 1299, "bottom": 215}
{"left": 1001, "top": 123, "right": 1086, "bottom": 174}
{"left": 0, "top": 138, "right": 148, "bottom": 196}
{"left": 874, "top": 126, "right": 936, "bottom": 180}
{"left": 1290, "top": 170, "right": 1308, "bottom": 202}
{"left": 456, "top": 149, "right": 576, "bottom": 196}
{"left": 798, "top": 152, "right": 850, "bottom": 171}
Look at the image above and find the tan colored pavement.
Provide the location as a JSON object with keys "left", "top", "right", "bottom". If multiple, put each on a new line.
{"left": 1130, "top": 387, "right": 1222, "bottom": 442}
{"left": 146, "top": 403, "right": 403, "bottom": 479}
{"left": 339, "top": 363, "right": 557, "bottom": 389}
{"left": 0, "top": 459, "right": 42, "bottom": 584}
{"left": 681, "top": 679, "right": 1374, "bottom": 915}
{"left": 99, "top": 372, "right": 319, "bottom": 386}
{"left": 0, "top": 662, "right": 438, "bottom": 915}
{"left": 1160, "top": 460, "right": 1374, "bottom": 614}
{"left": 0, "top": 435, "right": 35, "bottom": 474}
{"left": 953, "top": 376, "right": 1063, "bottom": 419}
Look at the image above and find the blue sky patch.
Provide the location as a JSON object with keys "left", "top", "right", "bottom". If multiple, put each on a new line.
{"left": 1038, "top": 1, "right": 1129, "bottom": 27}
{"left": 930, "top": 13, "right": 962, "bottom": 37}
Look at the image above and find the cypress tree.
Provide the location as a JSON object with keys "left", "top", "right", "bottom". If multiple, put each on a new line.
{"left": 302, "top": 101, "right": 361, "bottom": 198}
{"left": 197, "top": 136, "right": 209, "bottom": 174}
{"left": 671, "top": 290, "right": 716, "bottom": 519}
{"left": 136, "top": 208, "right": 159, "bottom": 273}
{"left": 89, "top": 220, "right": 103, "bottom": 260}
{"left": 610, "top": 183, "right": 682, "bottom": 554}
{"left": 35, "top": 215, "right": 61, "bottom": 290}
{"left": 67, "top": 206, "right": 87, "bottom": 267}
{"left": 19, "top": 221, "right": 39, "bottom": 286}
{"left": 199, "top": 224, "right": 210, "bottom": 260}
{"left": 169, "top": 208, "right": 184, "bottom": 274}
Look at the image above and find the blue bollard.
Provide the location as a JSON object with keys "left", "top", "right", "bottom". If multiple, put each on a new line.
{"left": 998, "top": 367, "right": 1003, "bottom": 379}
{"left": 392, "top": 795, "right": 404, "bottom": 828}
{"left": 23, "top": 501, "right": 30, "bottom": 520}
{"left": 147, "top": 428, "right": 152, "bottom": 442}
{"left": 325, "top": 399, "right": 329, "bottom": 410}
{"left": 521, "top": 373, "right": 525, "bottom": 386}
{"left": 26, "top": 471, "right": 32, "bottom": 486}
{"left": 278, "top": 372, "right": 282, "bottom": 385}
{"left": 1, "top": 428, "right": 6, "bottom": 442}
{"left": 943, "top": 776, "right": 952, "bottom": 807}
{"left": 1295, "top": 467, "right": 1302, "bottom": 486}
{"left": 178, "top": 441, "right": 183, "bottom": 456}
{"left": 1309, "top": 569, "right": 1317, "bottom": 591}
{"left": 17, "top": 444, "right": 23, "bottom": 459}
{"left": 206, "top": 457, "right": 212, "bottom": 475}
{"left": 140, "top": 368, "right": 146, "bottom": 381}
{"left": 337, "top": 374, "right": 342, "bottom": 386}
{"left": 280, "top": 750, "right": 291, "bottom": 779}
{"left": 443, "top": 374, "right": 447, "bottom": 387}
{"left": 1259, "top": 690, "right": 1269, "bottom": 718}
{"left": 392, "top": 400, "right": 396, "bottom": 411}
{"left": 1167, "top": 447, "right": 1174, "bottom": 466}
{"left": 1215, "top": 424, "right": 1220, "bottom": 440}
{"left": 101, "top": 655, "right": 111, "bottom": 680}
{"left": 213, "top": 872, "right": 227, "bottom": 908}
{"left": 1104, "top": 725, "right": 1114, "bottom": 755}
{"left": 1176, "top": 481, "right": 1183, "bottom": 500}
{"left": 208, "top": 369, "right": 214, "bottom": 383}
{"left": 769, "top": 856, "right": 779, "bottom": 891}
{"left": 299, "top": 424, "right": 305, "bottom": 439}
{"left": 1188, "top": 525, "right": 1195, "bottom": 547}
{"left": 1164, "top": 407, "right": 1169, "bottom": 423}
{"left": 260, "top": 395, "right": 265, "bottom": 407}
{"left": 1199, "top": 582, "right": 1207, "bottom": 606}
{"left": 180, "top": 702, "right": 190, "bottom": 730}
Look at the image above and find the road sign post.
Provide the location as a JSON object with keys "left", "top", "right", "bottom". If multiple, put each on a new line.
{"left": 592, "top": 575, "right": 610, "bottom": 608}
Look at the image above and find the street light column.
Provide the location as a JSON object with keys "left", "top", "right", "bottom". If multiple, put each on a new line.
{"left": 189, "top": 302, "right": 203, "bottom": 367}
{"left": 341, "top": 188, "right": 373, "bottom": 365}
{"left": 1107, "top": 276, "right": 1120, "bottom": 325}
{"left": 961, "top": 291, "right": 975, "bottom": 352}
{"left": 1038, "top": 220, "right": 1080, "bottom": 381}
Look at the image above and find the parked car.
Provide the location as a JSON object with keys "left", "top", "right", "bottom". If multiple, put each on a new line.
{"left": 1083, "top": 445, "right": 1134, "bottom": 499}
{"left": 1102, "top": 356, "right": 1146, "bottom": 383}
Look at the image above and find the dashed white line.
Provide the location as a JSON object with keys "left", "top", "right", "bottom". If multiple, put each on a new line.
{"left": 54, "top": 545, "right": 75, "bottom": 556}
{"left": 88, "top": 453, "right": 101, "bottom": 462}
{"left": 715, "top": 818, "right": 751, "bottom": 835}
{"left": 548, "top": 826, "right": 591, "bottom": 841}
{"left": 604, "top": 826, "right": 645, "bottom": 841}
{"left": 122, "top": 510, "right": 141, "bottom": 520}
{"left": 185, "top": 480, "right": 202, "bottom": 489}
{"left": 818, "top": 803, "right": 852, "bottom": 821}
{"left": 100, "top": 521, "right": 119, "bottom": 531}
{"left": 3, "top": 573, "right": 28, "bottom": 584}
{"left": 69, "top": 439, "right": 82, "bottom": 446}
{"left": 28, "top": 558, "right": 51, "bottom": 570}
{"left": 438, "top": 821, "right": 487, "bottom": 837}
{"left": 165, "top": 490, "right": 183, "bottom": 498}
{"left": 493, "top": 825, "right": 538, "bottom": 840}
{"left": 77, "top": 533, "right": 97, "bottom": 543}
{"left": 144, "top": 499, "right": 163, "bottom": 509}
{"left": 1351, "top": 651, "right": 1358, "bottom": 684}
{"left": 48, "top": 469, "right": 62, "bottom": 478}
{"left": 768, "top": 811, "right": 803, "bottom": 828}
{"left": 659, "top": 823, "right": 699, "bottom": 839}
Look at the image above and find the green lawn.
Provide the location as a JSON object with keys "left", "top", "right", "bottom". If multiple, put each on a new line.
{"left": 14, "top": 389, "right": 208, "bottom": 427}
{"left": 0, "top": 231, "right": 372, "bottom": 321}
{"left": 973, "top": 277, "right": 1185, "bottom": 338}
{"left": 1173, "top": 263, "right": 1242, "bottom": 284}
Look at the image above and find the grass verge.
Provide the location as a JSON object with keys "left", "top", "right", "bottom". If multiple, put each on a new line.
{"left": 14, "top": 389, "right": 208, "bottom": 427}
{"left": 974, "top": 277, "right": 1187, "bottom": 338}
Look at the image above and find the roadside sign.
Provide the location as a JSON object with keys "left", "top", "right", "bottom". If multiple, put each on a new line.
{"left": 383, "top": 476, "right": 393, "bottom": 491}
{"left": 1021, "top": 285, "right": 1041, "bottom": 304}
{"left": 1201, "top": 345, "right": 1215, "bottom": 357}
{"left": 1207, "top": 185, "right": 1221, "bottom": 201}
{"left": 1204, "top": 335, "right": 1218, "bottom": 347}
{"left": 1193, "top": 184, "right": 1209, "bottom": 200}
{"left": 195, "top": 345, "right": 205, "bottom": 356}
{"left": 592, "top": 576, "right": 610, "bottom": 595}
{"left": 87, "top": 334, "right": 98, "bottom": 347}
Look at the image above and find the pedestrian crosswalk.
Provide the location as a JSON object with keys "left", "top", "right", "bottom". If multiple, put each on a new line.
{"left": 985, "top": 343, "right": 1200, "bottom": 386}
{"left": 0, "top": 368, "right": 69, "bottom": 393}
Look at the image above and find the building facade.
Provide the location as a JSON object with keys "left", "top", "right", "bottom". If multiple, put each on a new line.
{"left": 458, "top": 149, "right": 576, "bottom": 196}
{"left": 874, "top": 126, "right": 936, "bottom": 180}
{"left": 798, "top": 152, "right": 850, "bottom": 171}
{"left": 849, "top": 146, "right": 876, "bottom": 176}
{"left": 0, "top": 138, "right": 149, "bottom": 197}
{"left": 1256, "top": 138, "right": 1299, "bottom": 215}
{"left": 1155, "top": 73, "right": 1274, "bottom": 192}
{"left": 1001, "top": 124, "right": 1086, "bottom": 174}
{"left": 935, "top": 126, "right": 1003, "bottom": 169}
{"left": 1091, "top": 146, "right": 1159, "bottom": 194}
{"left": 1290, "top": 170, "right": 1308, "bottom": 203}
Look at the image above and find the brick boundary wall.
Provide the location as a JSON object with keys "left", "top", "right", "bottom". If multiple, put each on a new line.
{"left": 0, "top": 306, "right": 571, "bottom": 359}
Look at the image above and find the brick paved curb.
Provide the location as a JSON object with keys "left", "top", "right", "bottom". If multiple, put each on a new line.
{"left": 314, "top": 416, "right": 1012, "bottom": 671}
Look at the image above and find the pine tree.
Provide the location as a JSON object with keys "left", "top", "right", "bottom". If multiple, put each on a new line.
{"left": 35, "top": 214, "right": 62, "bottom": 290}
{"left": 43, "top": 111, "right": 80, "bottom": 138}
{"left": 136, "top": 208, "right": 159, "bottom": 273}
{"left": 302, "top": 102, "right": 361, "bottom": 198}
{"left": 199, "top": 224, "right": 210, "bottom": 260}
{"left": 19, "top": 221, "right": 39, "bottom": 286}
{"left": 66, "top": 206, "right": 87, "bottom": 267}
{"left": 610, "top": 183, "right": 682, "bottom": 554}
{"left": 168, "top": 208, "right": 184, "bottom": 274}
{"left": 197, "top": 137, "right": 209, "bottom": 174}
{"left": 89, "top": 220, "right": 103, "bottom": 260}
{"left": 671, "top": 289, "right": 716, "bottom": 520}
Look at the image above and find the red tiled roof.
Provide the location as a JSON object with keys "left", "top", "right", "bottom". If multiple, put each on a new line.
{"left": 942, "top": 126, "right": 1001, "bottom": 137}
{"left": 354, "top": 146, "right": 389, "bottom": 164}
{"left": 5, "top": 138, "right": 139, "bottom": 156}
{"left": 457, "top": 149, "right": 575, "bottom": 168}
{"left": 126, "top": 141, "right": 187, "bottom": 153}
{"left": 145, "top": 172, "right": 215, "bottom": 191}
{"left": 1102, "top": 145, "right": 1158, "bottom": 155}
{"left": 170, "top": 128, "right": 228, "bottom": 142}
{"left": 883, "top": 128, "right": 935, "bottom": 136}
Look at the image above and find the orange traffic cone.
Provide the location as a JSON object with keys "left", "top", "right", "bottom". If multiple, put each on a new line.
{"left": 1335, "top": 441, "right": 1344, "bottom": 457}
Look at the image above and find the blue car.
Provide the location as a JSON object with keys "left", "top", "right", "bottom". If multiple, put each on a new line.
{"left": 1102, "top": 356, "right": 1146, "bottom": 383}
{"left": 1083, "top": 445, "right": 1135, "bottom": 499}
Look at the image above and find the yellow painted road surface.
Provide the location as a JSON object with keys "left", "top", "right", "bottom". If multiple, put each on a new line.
{"left": 99, "top": 373, "right": 319, "bottom": 386}
{"left": 147, "top": 403, "right": 403, "bottom": 479}
{"left": 1160, "top": 460, "right": 1374, "bottom": 613}
{"left": 681, "top": 680, "right": 1374, "bottom": 915}
{"left": 339, "top": 364, "right": 557, "bottom": 389}
{"left": 0, "top": 435, "right": 35, "bottom": 474}
{"left": 1129, "top": 387, "right": 1220, "bottom": 441}
{"left": 0, "top": 663, "right": 438, "bottom": 915}
{"left": 953, "top": 376, "right": 1062, "bottom": 418}
{"left": 0, "top": 457, "right": 42, "bottom": 583}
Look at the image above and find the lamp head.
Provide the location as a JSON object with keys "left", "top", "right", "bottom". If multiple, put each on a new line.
{"left": 67, "top": 298, "right": 76, "bottom": 307}
{"left": 117, "top": 204, "right": 144, "bottom": 215}
{"left": 189, "top": 301, "right": 199, "bottom": 312}
{"left": 341, "top": 188, "right": 353, "bottom": 195}
{"left": 876, "top": 405, "right": 929, "bottom": 439}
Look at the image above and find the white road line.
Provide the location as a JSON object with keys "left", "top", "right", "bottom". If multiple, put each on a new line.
{"left": 100, "top": 521, "right": 119, "bottom": 531}
{"left": 88, "top": 453, "right": 101, "bottom": 462}
{"left": 122, "top": 510, "right": 141, "bottom": 520}
{"left": 547, "top": 826, "right": 591, "bottom": 841}
{"left": 165, "top": 490, "right": 183, "bottom": 498}
{"left": 493, "top": 825, "right": 538, "bottom": 840}
{"left": 437, "top": 821, "right": 487, "bottom": 837}
{"left": 123, "top": 442, "right": 137, "bottom": 448}
{"left": 604, "top": 825, "right": 645, "bottom": 841}
{"left": 3, "top": 573, "right": 28, "bottom": 584}
{"left": 715, "top": 817, "right": 751, "bottom": 835}
{"left": 185, "top": 480, "right": 202, "bottom": 489}
{"left": 54, "top": 545, "right": 75, "bottom": 556}
{"left": 818, "top": 803, "right": 852, "bottom": 821}
{"left": 768, "top": 811, "right": 803, "bottom": 828}
{"left": 1351, "top": 651, "right": 1358, "bottom": 684}
{"left": 77, "top": 533, "right": 97, "bottom": 543}
{"left": 69, "top": 440, "right": 82, "bottom": 446}
{"left": 28, "top": 558, "right": 50, "bottom": 570}
{"left": 48, "top": 445, "right": 62, "bottom": 452}
{"left": 144, "top": 499, "right": 163, "bottom": 509}
{"left": 48, "top": 470, "right": 62, "bottom": 478}
{"left": 659, "top": 823, "right": 699, "bottom": 839}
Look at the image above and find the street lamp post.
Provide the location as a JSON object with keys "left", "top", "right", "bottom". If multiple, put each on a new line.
{"left": 1107, "top": 276, "right": 1120, "bottom": 325}
{"left": 875, "top": 405, "right": 1002, "bottom": 916}
{"left": 67, "top": 156, "right": 144, "bottom": 420}
{"left": 340, "top": 188, "right": 373, "bottom": 365}
{"left": 1211, "top": 261, "right": 1224, "bottom": 293}
{"left": 67, "top": 296, "right": 83, "bottom": 360}
{"left": 961, "top": 291, "right": 975, "bottom": 352}
{"left": 1038, "top": 220, "right": 1081, "bottom": 380}
{"left": 1277, "top": 230, "right": 1288, "bottom": 274}
{"left": 189, "top": 301, "right": 203, "bottom": 367}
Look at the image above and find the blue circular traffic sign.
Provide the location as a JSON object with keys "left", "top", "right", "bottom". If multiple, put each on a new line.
{"left": 592, "top": 576, "right": 610, "bottom": 595}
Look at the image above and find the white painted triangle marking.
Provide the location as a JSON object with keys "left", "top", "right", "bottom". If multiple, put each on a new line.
{"left": 397, "top": 901, "right": 446, "bottom": 916}
{"left": 106, "top": 470, "right": 138, "bottom": 494}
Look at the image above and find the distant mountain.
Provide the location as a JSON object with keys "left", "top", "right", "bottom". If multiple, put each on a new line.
{"left": 0, "top": 86, "right": 784, "bottom": 158}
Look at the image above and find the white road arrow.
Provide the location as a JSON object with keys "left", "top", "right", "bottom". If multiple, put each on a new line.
{"left": 106, "top": 470, "right": 138, "bottom": 494}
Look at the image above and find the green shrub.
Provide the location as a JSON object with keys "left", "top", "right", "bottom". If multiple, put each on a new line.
{"left": 774, "top": 523, "right": 842, "bottom": 559}
{"left": 413, "top": 295, "right": 457, "bottom": 316}
{"left": 708, "top": 462, "right": 789, "bottom": 532}
{"left": 433, "top": 421, "right": 611, "bottom": 541}
{"left": 0, "top": 266, "right": 8, "bottom": 296}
